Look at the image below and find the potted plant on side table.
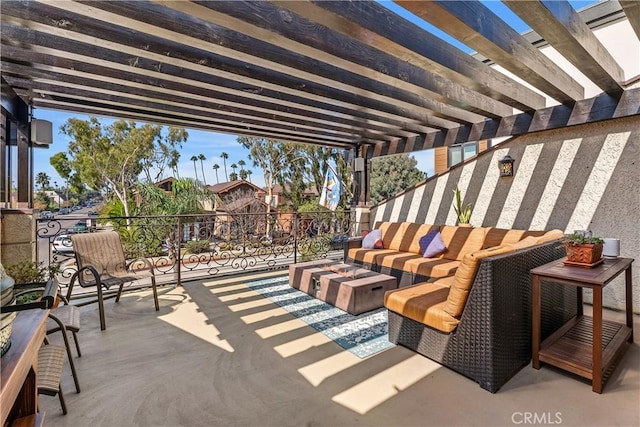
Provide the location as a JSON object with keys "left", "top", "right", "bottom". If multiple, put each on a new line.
{"left": 564, "top": 233, "right": 604, "bottom": 267}
{"left": 4, "top": 261, "right": 61, "bottom": 305}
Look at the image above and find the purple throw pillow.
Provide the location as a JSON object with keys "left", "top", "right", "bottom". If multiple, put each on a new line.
{"left": 362, "top": 229, "right": 383, "bottom": 249}
{"left": 423, "top": 231, "right": 448, "bottom": 258}
{"left": 419, "top": 230, "right": 439, "bottom": 255}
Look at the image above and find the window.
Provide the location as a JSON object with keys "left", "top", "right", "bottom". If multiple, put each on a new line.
{"left": 448, "top": 141, "right": 478, "bottom": 168}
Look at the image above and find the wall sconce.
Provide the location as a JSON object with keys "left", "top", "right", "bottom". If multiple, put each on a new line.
{"left": 498, "top": 154, "right": 515, "bottom": 177}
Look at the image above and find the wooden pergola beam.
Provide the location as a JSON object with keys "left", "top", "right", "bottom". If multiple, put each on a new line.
{"left": 275, "top": 0, "right": 545, "bottom": 112}
{"left": 397, "top": 0, "right": 585, "bottom": 103}
{"left": 28, "top": 0, "right": 482, "bottom": 126}
{"left": 365, "top": 87, "right": 640, "bottom": 158}
{"left": 504, "top": 0, "right": 624, "bottom": 94}
{"left": 620, "top": 0, "right": 640, "bottom": 41}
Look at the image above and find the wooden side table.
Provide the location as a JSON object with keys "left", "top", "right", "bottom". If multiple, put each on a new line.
{"left": 0, "top": 309, "right": 48, "bottom": 425}
{"left": 531, "top": 257, "right": 634, "bottom": 393}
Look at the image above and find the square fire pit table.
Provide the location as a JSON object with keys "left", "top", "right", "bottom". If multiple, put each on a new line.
{"left": 288, "top": 260, "right": 398, "bottom": 315}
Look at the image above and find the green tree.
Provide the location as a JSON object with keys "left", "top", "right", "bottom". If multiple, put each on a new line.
{"left": 239, "top": 169, "right": 248, "bottom": 181}
{"left": 221, "top": 152, "right": 229, "bottom": 181}
{"left": 35, "top": 172, "right": 50, "bottom": 192}
{"left": 237, "top": 137, "right": 301, "bottom": 214}
{"left": 190, "top": 155, "right": 199, "bottom": 181}
{"left": 230, "top": 163, "right": 238, "bottom": 179}
{"left": 198, "top": 153, "right": 207, "bottom": 184}
{"left": 238, "top": 159, "right": 246, "bottom": 172}
{"left": 229, "top": 171, "right": 238, "bottom": 181}
{"left": 369, "top": 154, "right": 425, "bottom": 205}
{"left": 58, "top": 117, "right": 186, "bottom": 219}
{"left": 135, "top": 178, "right": 215, "bottom": 216}
{"left": 212, "top": 164, "right": 220, "bottom": 184}
{"left": 140, "top": 127, "right": 187, "bottom": 182}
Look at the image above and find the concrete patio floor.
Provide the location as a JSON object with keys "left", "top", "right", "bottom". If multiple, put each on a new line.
{"left": 41, "top": 271, "right": 640, "bottom": 427}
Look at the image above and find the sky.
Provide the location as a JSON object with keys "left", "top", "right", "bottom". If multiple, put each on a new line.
{"left": 31, "top": 0, "right": 600, "bottom": 190}
{"left": 32, "top": 108, "right": 435, "bottom": 190}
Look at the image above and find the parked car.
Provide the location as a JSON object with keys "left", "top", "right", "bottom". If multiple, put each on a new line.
{"left": 72, "top": 221, "right": 88, "bottom": 232}
{"left": 39, "top": 211, "right": 54, "bottom": 220}
{"left": 88, "top": 210, "right": 98, "bottom": 216}
{"left": 51, "top": 234, "right": 74, "bottom": 254}
{"left": 59, "top": 208, "right": 70, "bottom": 215}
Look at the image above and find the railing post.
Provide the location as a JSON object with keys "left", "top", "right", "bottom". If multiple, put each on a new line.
{"left": 293, "top": 211, "right": 298, "bottom": 264}
{"left": 176, "top": 216, "right": 182, "bottom": 286}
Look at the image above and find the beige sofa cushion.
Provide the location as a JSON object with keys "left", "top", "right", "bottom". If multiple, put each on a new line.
{"left": 444, "top": 245, "right": 516, "bottom": 317}
{"left": 405, "top": 257, "right": 461, "bottom": 279}
{"left": 376, "top": 252, "right": 423, "bottom": 270}
{"left": 347, "top": 248, "right": 398, "bottom": 266}
{"left": 378, "top": 222, "right": 409, "bottom": 251}
{"left": 427, "top": 275, "right": 456, "bottom": 288}
{"left": 439, "top": 226, "right": 487, "bottom": 261}
{"left": 482, "top": 228, "right": 546, "bottom": 249}
{"left": 384, "top": 283, "right": 458, "bottom": 333}
{"left": 536, "top": 229, "right": 564, "bottom": 244}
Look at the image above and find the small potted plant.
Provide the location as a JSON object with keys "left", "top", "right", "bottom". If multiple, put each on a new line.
{"left": 4, "top": 261, "right": 61, "bottom": 304}
{"left": 564, "top": 233, "right": 604, "bottom": 265}
{"left": 452, "top": 188, "right": 472, "bottom": 226}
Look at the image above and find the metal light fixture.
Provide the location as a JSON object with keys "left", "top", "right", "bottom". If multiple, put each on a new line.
{"left": 498, "top": 154, "right": 515, "bottom": 177}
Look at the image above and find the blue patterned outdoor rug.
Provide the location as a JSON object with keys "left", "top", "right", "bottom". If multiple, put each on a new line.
{"left": 245, "top": 275, "right": 394, "bottom": 358}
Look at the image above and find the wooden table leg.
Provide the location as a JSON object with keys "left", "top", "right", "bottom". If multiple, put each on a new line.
{"left": 532, "top": 274, "right": 541, "bottom": 369}
{"left": 592, "top": 287, "right": 603, "bottom": 393}
{"left": 626, "top": 267, "right": 634, "bottom": 343}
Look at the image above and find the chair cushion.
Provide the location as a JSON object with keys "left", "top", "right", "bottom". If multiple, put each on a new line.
{"left": 444, "top": 245, "right": 515, "bottom": 317}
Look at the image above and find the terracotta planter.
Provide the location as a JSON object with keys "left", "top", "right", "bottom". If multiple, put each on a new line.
{"left": 565, "top": 242, "right": 603, "bottom": 264}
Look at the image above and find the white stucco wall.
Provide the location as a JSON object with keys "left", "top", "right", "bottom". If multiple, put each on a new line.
{"left": 369, "top": 116, "right": 640, "bottom": 312}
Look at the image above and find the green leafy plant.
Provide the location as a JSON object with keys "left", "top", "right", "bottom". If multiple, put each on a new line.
{"left": 452, "top": 188, "right": 472, "bottom": 224}
{"left": 185, "top": 240, "right": 211, "bottom": 254}
{"left": 5, "top": 261, "right": 61, "bottom": 284}
{"left": 565, "top": 233, "right": 604, "bottom": 245}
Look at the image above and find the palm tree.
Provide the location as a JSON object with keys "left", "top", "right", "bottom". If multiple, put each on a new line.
{"left": 246, "top": 169, "right": 252, "bottom": 183}
{"left": 221, "top": 152, "right": 229, "bottom": 181}
{"left": 230, "top": 163, "right": 238, "bottom": 180}
{"left": 239, "top": 169, "right": 248, "bottom": 181}
{"left": 238, "top": 159, "right": 246, "bottom": 172}
{"left": 212, "top": 164, "right": 220, "bottom": 184}
{"left": 198, "top": 153, "right": 207, "bottom": 184}
{"left": 190, "top": 155, "right": 199, "bottom": 181}
{"left": 36, "top": 172, "right": 50, "bottom": 192}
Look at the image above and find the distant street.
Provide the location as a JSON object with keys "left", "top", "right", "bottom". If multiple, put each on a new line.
{"left": 37, "top": 206, "right": 95, "bottom": 265}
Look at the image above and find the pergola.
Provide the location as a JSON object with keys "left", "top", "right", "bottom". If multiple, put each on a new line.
{"left": 1, "top": 0, "right": 639, "bottom": 206}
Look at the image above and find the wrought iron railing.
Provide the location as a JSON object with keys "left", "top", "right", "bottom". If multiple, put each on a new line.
{"left": 37, "top": 210, "right": 351, "bottom": 295}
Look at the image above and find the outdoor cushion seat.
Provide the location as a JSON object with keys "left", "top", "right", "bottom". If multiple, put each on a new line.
{"left": 69, "top": 231, "right": 159, "bottom": 331}
{"left": 404, "top": 258, "right": 461, "bottom": 280}
{"left": 37, "top": 344, "right": 67, "bottom": 415}
{"left": 384, "top": 282, "right": 458, "bottom": 333}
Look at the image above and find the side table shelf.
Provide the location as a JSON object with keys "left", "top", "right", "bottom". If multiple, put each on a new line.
{"left": 539, "top": 315, "right": 632, "bottom": 381}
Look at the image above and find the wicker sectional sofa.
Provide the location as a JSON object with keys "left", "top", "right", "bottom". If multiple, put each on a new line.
{"left": 345, "top": 222, "right": 577, "bottom": 392}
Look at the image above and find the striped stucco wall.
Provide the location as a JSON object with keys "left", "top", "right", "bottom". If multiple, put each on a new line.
{"left": 370, "top": 116, "right": 640, "bottom": 312}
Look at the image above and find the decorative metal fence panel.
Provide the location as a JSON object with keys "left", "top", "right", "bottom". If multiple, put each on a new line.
{"left": 37, "top": 211, "right": 351, "bottom": 296}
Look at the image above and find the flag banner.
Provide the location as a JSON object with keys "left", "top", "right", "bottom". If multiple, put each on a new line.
{"left": 319, "top": 165, "right": 342, "bottom": 211}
